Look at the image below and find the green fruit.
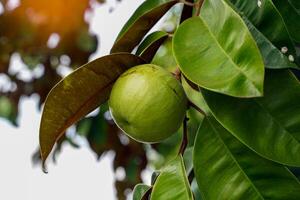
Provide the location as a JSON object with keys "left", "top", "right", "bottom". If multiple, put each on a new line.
{"left": 109, "top": 64, "right": 187, "bottom": 143}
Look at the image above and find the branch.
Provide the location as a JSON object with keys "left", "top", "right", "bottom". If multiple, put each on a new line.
{"left": 172, "top": 67, "right": 182, "bottom": 82}
{"left": 194, "top": 0, "right": 205, "bottom": 16}
{"left": 179, "top": 116, "right": 189, "bottom": 155}
{"left": 188, "top": 100, "right": 206, "bottom": 116}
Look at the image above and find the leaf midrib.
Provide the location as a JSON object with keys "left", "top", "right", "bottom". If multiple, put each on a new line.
{"left": 41, "top": 71, "right": 116, "bottom": 160}
{"left": 207, "top": 118, "right": 265, "bottom": 200}
{"left": 254, "top": 99, "right": 300, "bottom": 151}
{"left": 200, "top": 17, "right": 261, "bottom": 94}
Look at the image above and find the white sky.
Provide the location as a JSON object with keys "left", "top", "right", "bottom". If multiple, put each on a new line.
{"left": 0, "top": 0, "right": 149, "bottom": 200}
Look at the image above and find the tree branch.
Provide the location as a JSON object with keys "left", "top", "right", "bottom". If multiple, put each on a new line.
{"left": 179, "top": 116, "right": 189, "bottom": 155}
{"left": 194, "top": 0, "right": 205, "bottom": 16}
{"left": 188, "top": 100, "right": 206, "bottom": 116}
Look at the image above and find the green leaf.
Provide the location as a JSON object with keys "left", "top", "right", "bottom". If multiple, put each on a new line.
{"left": 136, "top": 31, "right": 168, "bottom": 62}
{"left": 228, "top": 0, "right": 297, "bottom": 57}
{"left": 183, "top": 147, "right": 193, "bottom": 175}
{"left": 191, "top": 179, "right": 202, "bottom": 200}
{"left": 133, "top": 184, "right": 151, "bottom": 200}
{"left": 194, "top": 117, "right": 300, "bottom": 199}
{"left": 111, "top": 0, "right": 177, "bottom": 53}
{"left": 39, "top": 53, "right": 145, "bottom": 166}
{"left": 173, "top": 0, "right": 265, "bottom": 97}
{"left": 202, "top": 70, "right": 300, "bottom": 166}
{"left": 289, "top": 0, "right": 300, "bottom": 12}
{"left": 272, "top": 0, "right": 300, "bottom": 44}
{"left": 150, "top": 129, "right": 182, "bottom": 169}
{"left": 150, "top": 155, "right": 194, "bottom": 200}
{"left": 152, "top": 38, "right": 178, "bottom": 72}
{"left": 242, "top": 16, "right": 298, "bottom": 69}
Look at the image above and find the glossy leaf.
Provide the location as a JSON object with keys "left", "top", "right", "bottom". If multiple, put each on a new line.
{"left": 242, "top": 16, "right": 298, "bottom": 69}
{"left": 202, "top": 70, "right": 300, "bottom": 166}
{"left": 39, "top": 53, "right": 145, "bottom": 166}
{"left": 151, "top": 155, "right": 193, "bottom": 200}
{"left": 228, "top": 0, "right": 297, "bottom": 57}
{"left": 173, "top": 0, "right": 265, "bottom": 97}
{"left": 136, "top": 31, "right": 168, "bottom": 62}
{"left": 272, "top": 0, "right": 300, "bottom": 44}
{"left": 194, "top": 117, "right": 300, "bottom": 199}
{"left": 133, "top": 184, "right": 151, "bottom": 200}
{"left": 111, "top": 0, "right": 177, "bottom": 53}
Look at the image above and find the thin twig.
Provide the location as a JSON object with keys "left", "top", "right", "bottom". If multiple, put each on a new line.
{"left": 172, "top": 67, "right": 182, "bottom": 82}
{"left": 179, "top": 116, "right": 189, "bottom": 155}
{"left": 188, "top": 100, "right": 206, "bottom": 116}
{"left": 180, "top": 0, "right": 195, "bottom": 7}
{"left": 194, "top": 0, "right": 205, "bottom": 16}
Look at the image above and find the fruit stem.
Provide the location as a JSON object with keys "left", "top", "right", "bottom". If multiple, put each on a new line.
{"left": 188, "top": 100, "right": 206, "bottom": 116}
{"left": 172, "top": 67, "right": 182, "bottom": 82}
{"left": 179, "top": 116, "right": 189, "bottom": 155}
{"left": 194, "top": 0, "right": 205, "bottom": 16}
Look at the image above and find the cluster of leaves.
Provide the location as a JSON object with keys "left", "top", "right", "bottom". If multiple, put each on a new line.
{"left": 38, "top": 0, "right": 300, "bottom": 199}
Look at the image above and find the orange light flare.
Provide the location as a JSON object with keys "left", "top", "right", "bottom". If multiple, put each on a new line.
{"left": 2, "top": 0, "right": 92, "bottom": 46}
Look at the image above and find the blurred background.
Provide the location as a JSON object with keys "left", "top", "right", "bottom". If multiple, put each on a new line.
{"left": 0, "top": 0, "right": 189, "bottom": 199}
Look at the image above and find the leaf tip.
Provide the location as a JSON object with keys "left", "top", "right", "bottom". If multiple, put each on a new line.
{"left": 42, "top": 161, "right": 48, "bottom": 174}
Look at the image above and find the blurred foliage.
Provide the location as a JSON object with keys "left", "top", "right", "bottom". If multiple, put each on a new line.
{"left": 0, "top": 1, "right": 200, "bottom": 199}
{"left": 0, "top": 0, "right": 98, "bottom": 121}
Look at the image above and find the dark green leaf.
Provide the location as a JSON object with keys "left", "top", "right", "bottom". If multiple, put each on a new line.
{"left": 111, "top": 0, "right": 177, "bottom": 53}
{"left": 77, "top": 104, "right": 109, "bottom": 158}
{"left": 39, "top": 53, "right": 145, "bottom": 166}
{"left": 133, "top": 184, "right": 151, "bottom": 200}
{"left": 194, "top": 116, "right": 300, "bottom": 199}
{"left": 151, "top": 171, "right": 160, "bottom": 185}
{"left": 289, "top": 0, "right": 300, "bottom": 12}
{"left": 202, "top": 70, "right": 300, "bottom": 166}
{"left": 242, "top": 16, "right": 298, "bottom": 69}
{"left": 150, "top": 155, "right": 194, "bottom": 200}
{"left": 173, "top": 0, "right": 265, "bottom": 97}
{"left": 136, "top": 31, "right": 168, "bottom": 62}
{"left": 228, "top": 0, "right": 297, "bottom": 58}
{"left": 272, "top": 0, "right": 300, "bottom": 44}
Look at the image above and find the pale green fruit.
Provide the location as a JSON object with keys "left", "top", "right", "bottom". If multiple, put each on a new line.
{"left": 108, "top": 64, "right": 187, "bottom": 143}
